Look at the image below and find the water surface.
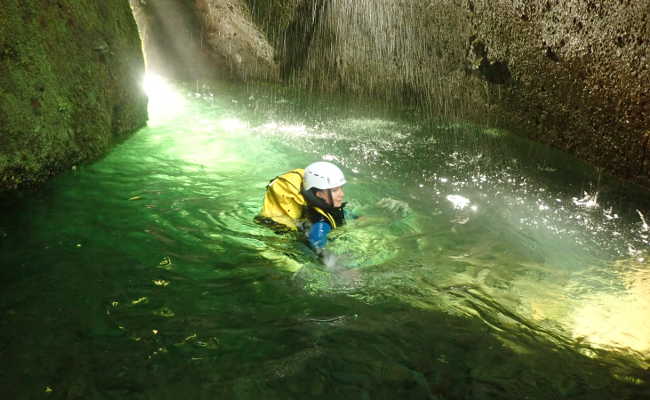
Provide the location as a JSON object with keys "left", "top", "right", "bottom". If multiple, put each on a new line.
{"left": 1, "top": 77, "right": 649, "bottom": 399}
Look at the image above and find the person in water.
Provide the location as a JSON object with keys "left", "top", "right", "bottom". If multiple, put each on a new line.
{"left": 257, "top": 161, "right": 349, "bottom": 255}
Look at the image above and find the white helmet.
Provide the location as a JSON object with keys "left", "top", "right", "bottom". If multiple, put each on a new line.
{"left": 303, "top": 161, "right": 346, "bottom": 191}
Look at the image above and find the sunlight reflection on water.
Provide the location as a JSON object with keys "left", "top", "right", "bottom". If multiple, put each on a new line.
{"left": 4, "top": 80, "right": 643, "bottom": 398}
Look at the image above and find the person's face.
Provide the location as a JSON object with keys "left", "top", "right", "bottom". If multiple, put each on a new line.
{"left": 316, "top": 186, "right": 345, "bottom": 208}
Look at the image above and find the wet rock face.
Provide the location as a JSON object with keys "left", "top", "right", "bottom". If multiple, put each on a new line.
{"left": 468, "top": 0, "right": 649, "bottom": 186}
{"left": 194, "top": 0, "right": 279, "bottom": 81}
{"left": 191, "top": 0, "right": 649, "bottom": 187}
{"left": 0, "top": 0, "right": 147, "bottom": 193}
{"left": 278, "top": 0, "right": 649, "bottom": 186}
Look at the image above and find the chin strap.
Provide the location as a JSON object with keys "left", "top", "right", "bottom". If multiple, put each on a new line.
{"left": 327, "top": 189, "right": 334, "bottom": 207}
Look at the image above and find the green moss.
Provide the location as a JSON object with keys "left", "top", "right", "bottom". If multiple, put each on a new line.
{"left": 0, "top": 0, "right": 147, "bottom": 192}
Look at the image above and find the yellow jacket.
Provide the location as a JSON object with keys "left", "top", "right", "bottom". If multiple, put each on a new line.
{"left": 258, "top": 169, "right": 337, "bottom": 231}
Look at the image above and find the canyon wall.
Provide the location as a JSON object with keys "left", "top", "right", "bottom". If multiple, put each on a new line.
{"left": 0, "top": 0, "right": 147, "bottom": 193}
{"left": 201, "top": 0, "right": 650, "bottom": 186}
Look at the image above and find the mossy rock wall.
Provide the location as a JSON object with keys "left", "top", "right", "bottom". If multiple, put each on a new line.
{"left": 0, "top": 0, "right": 147, "bottom": 192}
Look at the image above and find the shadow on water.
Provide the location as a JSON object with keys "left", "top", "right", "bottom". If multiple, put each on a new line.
{"left": 1, "top": 79, "right": 649, "bottom": 399}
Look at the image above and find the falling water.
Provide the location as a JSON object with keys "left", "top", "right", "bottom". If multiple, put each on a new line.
{"left": 249, "top": 0, "right": 487, "bottom": 124}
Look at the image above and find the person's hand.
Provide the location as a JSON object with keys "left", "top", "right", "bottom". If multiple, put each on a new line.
{"left": 316, "top": 248, "right": 339, "bottom": 270}
{"left": 318, "top": 248, "right": 355, "bottom": 272}
{"left": 377, "top": 198, "right": 410, "bottom": 217}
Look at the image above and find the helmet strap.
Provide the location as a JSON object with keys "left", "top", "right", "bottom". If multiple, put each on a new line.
{"left": 327, "top": 189, "right": 334, "bottom": 207}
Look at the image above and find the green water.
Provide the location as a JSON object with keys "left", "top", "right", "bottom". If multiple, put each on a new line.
{"left": 1, "top": 78, "right": 649, "bottom": 399}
